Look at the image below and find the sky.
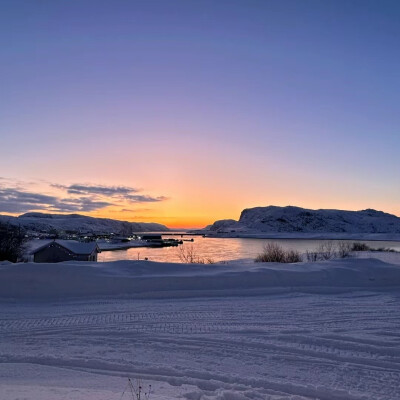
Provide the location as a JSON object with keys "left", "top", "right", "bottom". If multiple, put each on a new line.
{"left": 1, "top": 0, "right": 400, "bottom": 228}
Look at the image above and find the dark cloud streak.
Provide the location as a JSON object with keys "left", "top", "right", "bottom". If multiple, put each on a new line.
{"left": 0, "top": 188, "right": 115, "bottom": 213}
{"left": 0, "top": 182, "right": 168, "bottom": 214}
{"left": 53, "top": 184, "right": 139, "bottom": 196}
{"left": 125, "top": 195, "right": 168, "bottom": 203}
{"left": 54, "top": 183, "right": 167, "bottom": 203}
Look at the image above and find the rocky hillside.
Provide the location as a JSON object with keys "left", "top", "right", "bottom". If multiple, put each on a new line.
{"left": 0, "top": 212, "right": 169, "bottom": 235}
{"left": 207, "top": 206, "right": 400, "bottom": 235}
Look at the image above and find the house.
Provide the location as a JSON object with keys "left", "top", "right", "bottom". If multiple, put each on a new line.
{"left": 30, "top": 240, "right": 100, "bottom": 263}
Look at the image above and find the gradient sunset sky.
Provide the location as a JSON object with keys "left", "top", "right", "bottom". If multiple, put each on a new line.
{"left": 1, "top": 0, "right": 400, "bottom": 228}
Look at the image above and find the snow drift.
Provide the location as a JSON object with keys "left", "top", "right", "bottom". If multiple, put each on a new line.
{"left": 1, "top": 257, "right": 400, "bottom": 300}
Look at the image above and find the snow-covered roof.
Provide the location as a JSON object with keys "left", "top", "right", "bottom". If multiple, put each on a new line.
{"left": 30, "top": 240, "right": 100, "bottom": 255}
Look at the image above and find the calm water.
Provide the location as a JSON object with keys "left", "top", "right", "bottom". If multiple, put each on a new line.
{"left": 98, "top": 235, "right": 400, "bottom": 263}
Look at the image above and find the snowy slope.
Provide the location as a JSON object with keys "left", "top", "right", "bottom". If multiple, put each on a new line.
{"left": 0, "top": 212, "right": 169, "bottom": 234}
{"left": 206, "top": 206, "right": 400, "bottom": 236}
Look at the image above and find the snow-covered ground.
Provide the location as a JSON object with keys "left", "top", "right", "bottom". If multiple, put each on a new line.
{"left": 1, "top": 255, "right": 400, "bottom": 399}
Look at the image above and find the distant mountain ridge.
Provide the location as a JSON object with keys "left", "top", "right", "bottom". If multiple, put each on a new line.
{"left": 0, "top": 212, "right": 169, "bottom": 234}
{"left": 206, "top": 206, "right": 400, "bottom": 235}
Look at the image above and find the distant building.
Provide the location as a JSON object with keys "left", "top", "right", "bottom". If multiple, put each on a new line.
{"left": 30, "top": 240, "right": 100, "bottom": 263}
{"left": 141, "top": 235, "right": 162, "bottom": 241}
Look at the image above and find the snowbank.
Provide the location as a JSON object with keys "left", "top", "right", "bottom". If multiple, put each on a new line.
{"left": 1, "top": 256, "right": 400, "bottom": 300}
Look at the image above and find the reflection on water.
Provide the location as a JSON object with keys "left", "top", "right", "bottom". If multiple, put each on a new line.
{"left": 98, "top": 235, "right": 400, "bottom": 263}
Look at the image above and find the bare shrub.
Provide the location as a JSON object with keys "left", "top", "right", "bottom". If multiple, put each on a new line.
{"left": 177, "top": 245, "right": 214, "bottom": 264}
{"left": 373, "top": 247, "right": 396, "bottom": 253}
{"left": 285, "top": 249, "right": 303, "bottom": 263}
{"left": 337, "top": 241, "right": 353, "bottom": 258}
{"left": 306, "top": 241, "right": 352, "bottom": 262}
{"left": 255, "top": 243, "right": 285, "bottom": 263}
{"left": 317, "top": 241, "right": 336, "bottom": 260}
{"left": 351, "top": 242, "right": 370, "bottom": 251}
{"left": 255, "top": 243, "right": 301, "bottom": 263}
{"left": 306, "top": 250, "right": 319, "bottom": 262}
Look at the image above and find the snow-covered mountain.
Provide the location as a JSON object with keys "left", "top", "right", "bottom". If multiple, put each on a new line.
{"left": 206, "top": 206, "right": 400, "bottom": 235}
{"left": 0, "top": 212, "right": 169, "bottom": 234}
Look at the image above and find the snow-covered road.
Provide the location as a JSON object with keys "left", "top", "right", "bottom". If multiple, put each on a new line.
{"left": 1, "top": 290, "right": 400, "bottom": 399}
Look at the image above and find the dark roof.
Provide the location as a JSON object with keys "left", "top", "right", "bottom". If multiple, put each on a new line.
{"left": 30, "top": 240, "right": 100, "bottom": 255}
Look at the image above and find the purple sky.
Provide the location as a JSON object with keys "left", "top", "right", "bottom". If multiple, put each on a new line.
{"left": 1, "top": 0, "right": 400, "bottom": 227}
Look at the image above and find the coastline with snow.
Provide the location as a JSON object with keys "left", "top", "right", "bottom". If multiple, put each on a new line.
{"left": 196, "top": 206, "right": 400, "bottom": 242}
{"left": 203, "top": 231, "right": 400, "bottom": 241}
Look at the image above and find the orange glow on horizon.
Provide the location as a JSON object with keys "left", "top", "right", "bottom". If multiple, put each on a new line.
{"left": 4, "top": 200, "right": 400, "bottom": 231}
{"left": 88, "top": 209, "right": 231, "bottom": 230}
{"left": 2, "top": 178, "right": 400, "bottom": 231}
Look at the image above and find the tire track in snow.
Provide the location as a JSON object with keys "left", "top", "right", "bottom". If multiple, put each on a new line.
{"left": 1, "top": 293, "right": 400, "bottom": 399}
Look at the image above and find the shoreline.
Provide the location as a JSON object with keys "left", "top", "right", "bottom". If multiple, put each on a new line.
{"left": 199, "top": 232, "right": 400, "bottom": 241}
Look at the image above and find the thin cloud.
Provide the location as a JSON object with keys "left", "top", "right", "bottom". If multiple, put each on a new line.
{"left": 0, "top": 181, "right": 168, "bottom": 215}
{"left": 53, "top": 184, "right": 139, "bottom": 196}
{"left": 0, "top": 188, "right": 58, "bottom": 213}
{"left": 125, "top": 195, "right": 168, "bottom": 203}
{"left": 55, "top": 183, "right": 168, "bottom": 203}
{"left": 51, "top": 197, "right": 115, "bottom": 212}
{"left": 120, "top": 208, "right": 152, "bottom": 213}
{"left": 0, "top": 188, "right": 114, "bottom": 213}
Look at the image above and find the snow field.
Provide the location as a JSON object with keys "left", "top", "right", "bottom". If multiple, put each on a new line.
{"left": 1, "top": 256, "right": 400, "bottom": 399}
